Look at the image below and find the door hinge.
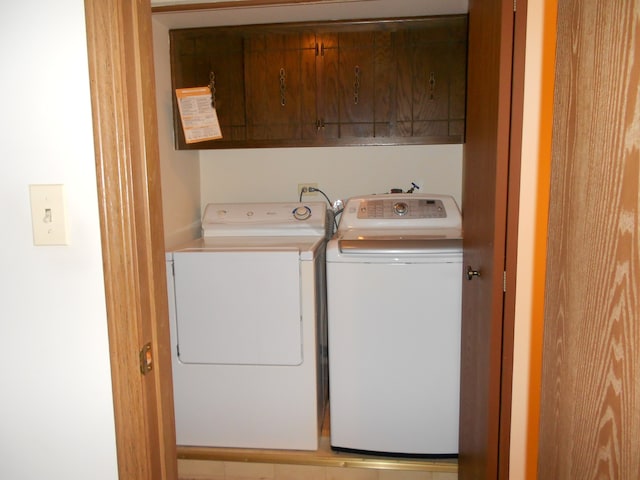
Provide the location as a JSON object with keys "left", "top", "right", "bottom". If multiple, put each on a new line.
{"left": 139, "top": 342, "right": 153, "bottom": 375}
{"left": 315, "top": 42, "right": 324, "bottom": 56}
{"left": 503, "top": 271, "right": 507, "bottom": 293}
{"left": 514, "top": 0, "right": 516, "bottom": 12}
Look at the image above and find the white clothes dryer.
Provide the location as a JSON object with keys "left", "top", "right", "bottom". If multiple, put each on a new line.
{"left": 166, "top": 202, "right": 330, "bottom": 450}
{"left": 326, "top": 193, "right": 462, "bottom": 456}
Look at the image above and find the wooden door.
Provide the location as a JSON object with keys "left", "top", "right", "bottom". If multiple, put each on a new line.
{"left": 84, "top": 0, "right": 178, "bottom": 478}
{"left": 459, "top": 0, "right": 521, "bottom": 478}
{"left": 538, "top": 0, "right": 640, "bottom": 477}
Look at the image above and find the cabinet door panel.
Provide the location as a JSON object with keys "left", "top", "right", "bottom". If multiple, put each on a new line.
{"left": 321, "top": 31, "right": 393, "bottom": 139}
{"left": 395, "top": 17, "right": 467, "bottom": 140}
{"left": 374, "top": 122, "right": 392, "bottom": 138}
{"left": 317, "top": 33, "right": 340, "bottom": 139}
{"left": 244, "top": 31, "right": 317, "bottom": 141}
{"left": 300, "top": 34, "right": 319, "bottom": 140}
{"left": 448, "top": 40, "right": 467, "bottom": 121}
{"left": 338, "top": 31, "right": 375, "bottom": 126}
{"left": 373, "top": 31, "right": 395, "bottom": 127}
{"left": 394, "top": 29, "right": 413, "bottom": 136}
{"left": 170, "top": 30, "right": 246, "bottom": 146}
{"left": 449, "top": 120, "right": 466, "bottom": 137}
{"left": 412, "top": 41, "right": 450, "bottom": 121}
{"left": 413, "top": 120, "right": 449, "bottom": 137}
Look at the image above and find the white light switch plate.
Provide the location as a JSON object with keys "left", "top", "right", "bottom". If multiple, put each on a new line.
{"left": 29, "top": 184, "right": 69, "bottom": 246}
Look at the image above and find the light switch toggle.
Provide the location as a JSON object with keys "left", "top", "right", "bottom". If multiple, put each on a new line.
{"left": 29, "top": 184, "right": 69, "bottom": 246}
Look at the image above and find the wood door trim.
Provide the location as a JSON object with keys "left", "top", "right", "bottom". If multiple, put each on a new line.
{"left": 84, "top": 0, "right": 178, "bottom": 478}
{"left": 525, "top": 1, "right": 557, "bottom": 477}
{"left": 538, "top": 0, "right": 640, "bottom": 476}
{"left": 500, "top": 0, "right": 528, "bottom": 477}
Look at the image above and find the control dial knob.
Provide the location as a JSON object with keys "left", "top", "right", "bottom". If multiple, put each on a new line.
{"left": 293, "top": 205, "right": 312, "bottom": 220}
{"left": 393, "top": 202, "right": 409, "bottom": 216}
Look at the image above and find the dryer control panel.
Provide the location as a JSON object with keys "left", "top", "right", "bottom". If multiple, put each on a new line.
{"left": 201, "top": 201, "right": 329, "bottom": 237}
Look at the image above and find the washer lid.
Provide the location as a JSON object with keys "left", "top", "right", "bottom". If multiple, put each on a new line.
{"left": 338, "top": 237, "right": 462, "bottom": 255}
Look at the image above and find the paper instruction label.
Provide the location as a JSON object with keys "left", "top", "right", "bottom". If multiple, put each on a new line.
{"left": 175, "top": 86, "right": 223, "bottom": 143}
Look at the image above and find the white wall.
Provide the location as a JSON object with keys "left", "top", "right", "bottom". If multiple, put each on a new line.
{"left": 199, "top": 145, "right": 462, "bottom": 208}
{"left": 0, "top": 2, "right": 118, "bottom": 479}
{"left": 153, "top": 18, "right": 202, "bottom": 249}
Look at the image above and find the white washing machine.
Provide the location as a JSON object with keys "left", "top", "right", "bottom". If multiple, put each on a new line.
{"left": 326, "top": 193, "right": 462, "bottom": 456}
{"left": 166, "top": 202, "right": 330, "bottom": 450}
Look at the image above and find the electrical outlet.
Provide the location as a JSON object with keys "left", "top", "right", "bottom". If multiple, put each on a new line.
{"left": 298, "top": 183, "right": 318, "bottom": 197}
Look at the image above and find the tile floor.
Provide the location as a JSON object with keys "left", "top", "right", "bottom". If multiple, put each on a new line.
{"left": 178, "top": 459, "right": 458, "bottom": 480}
{"left": 177, "top": 406, "right": 458, "bottom": 480}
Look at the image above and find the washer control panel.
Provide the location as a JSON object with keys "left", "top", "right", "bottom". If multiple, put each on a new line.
{"left": 357, "top": 198, "right": 447, "bottom": 219}
{"left": 338, "top": 194, "right": 462, "bottom": 234}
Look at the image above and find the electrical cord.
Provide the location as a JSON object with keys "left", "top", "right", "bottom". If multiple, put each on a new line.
{"left": 308, "top": 187, "right": 331, "bottom": 205}
{"left": 300, "top": 186, "right": 340, "bottom": 232}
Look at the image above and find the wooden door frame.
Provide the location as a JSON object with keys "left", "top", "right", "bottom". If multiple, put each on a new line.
{"left": 84, "top": 0, "right": 524, "bottom": 477}
{"left": 84, "top": 0, "right": 177, "bottom": 478}
{"left": 501, "top": 0, "right": 528, "bottom": 477}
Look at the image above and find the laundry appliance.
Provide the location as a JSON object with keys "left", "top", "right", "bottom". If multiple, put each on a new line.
{"left": 166, "top": 201, "right": 330, "bottom": 450}
{"left": 326, "top": 193, "right": 462, "bottom": 456}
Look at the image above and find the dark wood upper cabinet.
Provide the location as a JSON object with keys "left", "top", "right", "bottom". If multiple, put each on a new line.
{"left": 169, "top": 15, "right": 467, "bottom": 149}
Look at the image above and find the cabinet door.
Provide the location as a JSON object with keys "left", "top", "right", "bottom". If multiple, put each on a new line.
{"left": 170, "top": 30, "right": 246, "bottom": 148}
{"left": 319, "top": 30, "right": 394, "bottom": 141}
{"left": 244, "top": 30, "right": 317, "bottom": 142}
{"left": 395, "top": 17, "right": 467, "bottom": 141}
